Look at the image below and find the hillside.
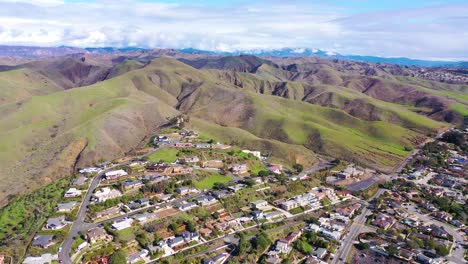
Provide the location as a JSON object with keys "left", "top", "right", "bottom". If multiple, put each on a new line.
{"left": 0, "top": 54, "right": 466, "bottom": 204}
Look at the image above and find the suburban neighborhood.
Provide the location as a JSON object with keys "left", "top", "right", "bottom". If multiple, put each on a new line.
{"left": 1, "top": 125, "right": 466, "bottom": 264}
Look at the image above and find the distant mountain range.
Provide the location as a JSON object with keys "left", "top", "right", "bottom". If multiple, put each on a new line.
{"left": 0, "top": 45, "right": 466, "bottom": 68}
{"left": 180, "top": 47, "right": 468, "bottom": 68}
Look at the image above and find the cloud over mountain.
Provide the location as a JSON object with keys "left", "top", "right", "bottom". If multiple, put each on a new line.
{"left": 0, "top": 0, "right": 467, "bottom": 60}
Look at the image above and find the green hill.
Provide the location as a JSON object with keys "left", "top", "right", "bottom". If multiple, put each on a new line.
{"left": 0, "top": 55, "right": 466, "bottom": 204}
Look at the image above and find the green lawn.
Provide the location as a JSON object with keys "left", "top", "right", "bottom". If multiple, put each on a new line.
{"left": 194, "top": 172, "right": 232, "bottom": 190}
{"left": 117, "top": 228, "right": 135, "bottom": 242}
{"left": 147, "top": 148, "right": 179, "bottom": 163}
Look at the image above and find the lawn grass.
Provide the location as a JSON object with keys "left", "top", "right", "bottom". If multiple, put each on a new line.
{"left": 147, "top": 148, "right": 179, "bottom": 163}
{"left": 117, "top": 227, "right": 136, "bottom": 242}
{"left": 194, "top": 171, "right": 232, "bottom": 190}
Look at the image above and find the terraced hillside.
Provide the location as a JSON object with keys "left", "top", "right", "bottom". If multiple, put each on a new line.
{"left": 0, "top": 54, "right": 466, "bottom": 205}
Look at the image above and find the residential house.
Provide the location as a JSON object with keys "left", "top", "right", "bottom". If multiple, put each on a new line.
{"left": 433, "top": 212, "right": 453, "bottom": 222}
{"left": 313, "top": 248, "right": 327, "bottom": 259}
{"left": 123, "top": 180, "right": 144, "bottom": 190}
{"left": 265, "top": 256, "right": 282, "bottom": 264}
{"left": 64, "top": 188, "right": 82, "bottom": 198}
{"left": 79, "top": 167, "right": 100, "bottom": 174}
{"left": 147, "top": 164, "right": 193, "bottom": 176}
{"left": 45, "top": 216, "right": 67, "bottom": 230}
{"left": 275, "top": 239, "right": 292, "bottom": 254}
{"left": 284, "top": 231, "right": 302, "bottom": 244}
{"left": 57, "top": 201, "right": 77, "bottom": 212}
{"left": 335, "top": 165, "right": 364, "bottom": 179}
{"left": 174, "top": 142, "right": 193, "bottom": 148}
{"left": 212, "top": 190, "right": 232, "bottom": 199}
{"left": 127, "top": 250, "right": 149, "bottom": 264}
{"left": 267, "top": 164, "right": 283, "bottom": 174}
{"left": 195, "top": 143, "right": 211, "bottom": 149}
{"left": 280, "top": 200, "right": 300, "bottom": 211}
{"left": 31, "top": 235, "right": 54, "bottom": 248}
{"left": 202, "top": 253, "right": 229, "bottom": 264}
{"left": 251, "top": 210, "right": 264, "bottom": 219}
{"left": 23, "top": 254, "right": 58, "bottom": 264}
{"left": 86, "top": 227, "right": 109, "bottom": 244}
{"left": 72, "top": 176, "right": 87, "bottom": 186}
{"left": 335, "top": 203, "right": 361, "bottom": 217}
{"left": 134, "top": 212, "right": 158, "bottom": 224}
{"left": 111, "top": 218, "right": 133, "bottom": 230}
{"left": 176, "top": 187, "right": 199, "bottom": 195}
{"left": 168, "top": 237, "right": 185, "bottom": 248}
{"left": 199, "top": 228, "right": 213, "bottom": 238}
{"left": 181, "top": 231, "right": 199, "bottom": 242}
{"left": 251, "top": 200, "right": 268, "bottom": 209}
{"left": 104, "top": 169, "right": 128, "bottom": 180}
{"left": 264, "top": 211, "right": 285, "bottom": 220}
{"left": 201, "top": 160, "right": 224, "bottom": 169}
{"left": 230, "top": 164, "right": 248, "bottom": 175}
{"left": 93, "top": 206, "right": 121, "bottom": 219}
{"left": 228, "top": 184, "right": 246, "bottom": 192}
{"left": 242, "top": 150, "right": 262, "bottom": 159}
{"left": 94, "top": 187, "right": 122, "bottom": 202}
{"left": 371, "top": 213, "right": 395, "bottom": 230}
{"left": 195, "top": 195, "right": 217, "bottom": 206}
{"left": 176, "top": 202, "right": 198, "bottom": 211}
{"left": 178, "top": 156, "right": 200, "bottom": 164}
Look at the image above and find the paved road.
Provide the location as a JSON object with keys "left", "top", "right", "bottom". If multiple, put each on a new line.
{"left": 333, "top": 188, "right": 384, "bottom": 264}
{"left": 405, "top": 204, "right": 466, "bottom": 264}
{"left": 59, "top": 144, "right": 174, "bottom": 264}
{"left": 59, "top": 166, "right": 107, "bottom": 264}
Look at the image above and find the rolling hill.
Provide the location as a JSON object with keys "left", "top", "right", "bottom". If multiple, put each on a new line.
{"left": 0, "top": 53, "right": 466, "bottom": 205}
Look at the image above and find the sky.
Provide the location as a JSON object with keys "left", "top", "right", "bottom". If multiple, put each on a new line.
{"left": 0, "top": 0, "right": 467, "bottom": 60}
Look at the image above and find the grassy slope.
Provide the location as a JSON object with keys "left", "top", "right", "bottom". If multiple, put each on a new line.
{"left": 0, "top": 62, "right": 180, "bottom": 204}
{"left": 0, "top": 56, "right": 455, "bottom": 203}
{"left": 148, "top": 148, "right": 179, "bottom": 163}
{"left": 0, "top": 68, "right": 63, "bottom": 106}
{"left": 194, "top": 171, "right": 231, "bottom": 190}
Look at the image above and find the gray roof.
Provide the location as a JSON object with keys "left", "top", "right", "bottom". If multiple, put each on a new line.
{"left": 57, "top": 201, "right": 77, "bottom": 211}
{"left": 46, "top": 216, "right": 65, "bottom": 227}
{"left": 31, "top": 235, "right": 54, "bottom": 248}
{"left": 72, "top": 176, "right": 87, "bottom": 186}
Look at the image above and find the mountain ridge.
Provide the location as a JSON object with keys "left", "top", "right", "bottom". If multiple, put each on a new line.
{"left": 0, "top": 53, "right": 466, "bottom": 206}
{"left": 1, "top": 45, "right": 467, "bottom": 68}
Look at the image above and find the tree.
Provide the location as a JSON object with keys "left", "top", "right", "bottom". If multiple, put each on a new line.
{"left": 356, "top": 242, "right": 370, "bottom": 250}
{"left": 442, "top": 130, "right": 465, "bottom": 146}
{"left": 258, "top": 170, "right": 270, "bottom": 177}
{"left": 109, "top": 250, "right": 127, "bottom": 264}
{"left": 186, "top": 221, "right": 196, "bottom": 232}
{"left": 404, "top": 146, "right": 414, "bottom": 151}
{"left": 235, "top": 233, "right": 250, "bottom": 256}
{"left": 244, "top": 179, "right": 256, "bottom": 187}
{"left": 253, "top": 232, "right": 271, "bottom": 252}
{"left": 293, "top": 164, "right": 303, "bottom": 173}
{"left": 435, "top": 245, "right": 450, "bottom": 256}
{"left": 386, "top": 245, "right": 398, "bottom": 256}
{"left": 213, "top": 182, "right": 227, "bottom": 190}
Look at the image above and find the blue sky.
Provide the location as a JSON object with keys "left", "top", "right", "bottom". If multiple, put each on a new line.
{"left": 1, "top": 0, "right": 467, "bottom": 60}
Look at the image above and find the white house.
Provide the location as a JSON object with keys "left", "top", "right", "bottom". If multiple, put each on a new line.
{"left": 242, "top": 150, "right": 262, "bottom": 159}
{"left": 251, "top": 200, "right": 268, "bottom": 209}
{"left": 112, "top": 218, "right": 134, "bottom": 230}
{"left": 104, "top": 169, "right": 128, "bottom": 180}
{"left": 64, "top": 188, "right": 82, "bottom": 198}
{"left": 94, "top": 187, "right": 122, "bottom": 202}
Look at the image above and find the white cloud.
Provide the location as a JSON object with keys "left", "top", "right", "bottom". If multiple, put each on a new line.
{"left": 0, "top": 0, "right": 466, "bottom": 59}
